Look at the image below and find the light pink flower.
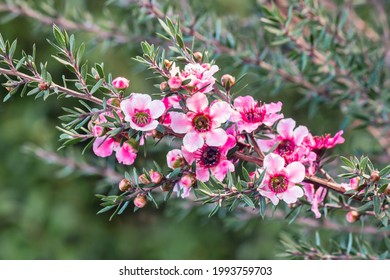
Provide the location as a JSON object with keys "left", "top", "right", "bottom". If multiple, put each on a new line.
{"left": 182, "top": 135, "right": 236, "bottom": 182}
{"left": 257, "top": 118, "right": 315, "bottom": 164}
{"left": 230, "top": 96, "right": 283, "bottom": 133}
{"left": 259, "top": 153, "right": 305, "bottom": 205}
{"left": 166, "top": 149, "right": 185, "bottom": 169}
{"left": 121, "top": 93, "right": 165, "bottom": 131}
{"left": 170, "top": 92, "right": 232, "bottom": 152}
{"left": 112, "top": 77, "right": 130, "bottom": 89}
{"left": 169, "top": 62, "right": 219, "bottom": 94}
{"left": 161, "top": 94, "right": 182, "bottom": 126}
{"left": 303, "top": 183, "right": 327, "bottom": 218}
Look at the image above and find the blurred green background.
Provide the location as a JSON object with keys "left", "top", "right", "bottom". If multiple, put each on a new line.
{"left": 0, "top": 0, "right": 384, "bottom": 259}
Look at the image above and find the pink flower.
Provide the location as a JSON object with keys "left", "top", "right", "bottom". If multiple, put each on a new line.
{"left": 93, "top": 138, "right": 137, "bottom": 166}
{"left": 170, "top": 92, "right": 232, "bottom": 152}
{"left": 121, "top": 93, "right": 165, "bottom": 131}
{"left": 166, "top": 149, "right": 185, "bottom": 169}
{"left": 257, "top": 118, "right": 315, "bottom": 164}
{"left": 259, "top": 153, "right": 305, "bottom": 205}
{"left": 161, "top": 94, "right": 182, "bottom": 126}
{"left": 305, "top": 130, "right": 345, "bottom": 150}
{"left": 112, "top": 77, "right": 130, "bottom": 89}
{"left": 303, "top": 183, "right": 327, "bottom": 218}
{"left": 115, "top": 142, "right": 137, "bottom": 165}
{"left": 230, "top": 96, "right": 283, "bottom": 133}
{"left": 169, "top": 62, "right": 219, "bottom": 94}
{"left": 182, "top": 135, "right": 236, "bottom": 182}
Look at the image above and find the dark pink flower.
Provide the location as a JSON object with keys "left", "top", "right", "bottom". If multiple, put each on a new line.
{"left": 182, "top": 135, "right": 236, "bottom": 182}
{"left": 170, "top": 92, "right": 232, "bottom": 152}
{"left": 257, "top": 118, "right": 316, "bottom": 164}
{"left": 259, "top": 153, "right": 305, "bottom": 205}
{"left": 305, "top": 130, "right": 345, "bottom": 150}
{"left": 231, "top": 96, "right": 283, "bottom": 133}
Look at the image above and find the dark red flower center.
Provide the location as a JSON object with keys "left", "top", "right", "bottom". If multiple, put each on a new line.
{"left": 269, "top": 175, "right": 288, "bottom": 193}
{"left": 193, "top": 114, "right": 211, "bottom": 132}
{"left": 200, "top": 146, "right": 221, "bottom": 167}
{"left": 241, "top": 105, "right": 265, "bottom": 123}
{"left": 277, "top": 139, "right": 295, "bottom": 156}
{"left": 132, "top": 109, "right": 151, "bottom": 127}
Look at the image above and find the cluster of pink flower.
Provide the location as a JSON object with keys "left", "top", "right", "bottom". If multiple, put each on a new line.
{"left": 90, "top": 64, "right": 345, "bottom": 215}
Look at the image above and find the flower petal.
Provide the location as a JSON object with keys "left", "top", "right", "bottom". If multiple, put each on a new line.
{"left": 183, "top": 131, "right": 204, "bottom": 152}
{"left": 280, "top": 186, "right": 304, "bottom": 204}
{"left": 210, "top": 101, "right": 232, "bottom": 124}
{"left": 131, "top": 93, "right": 151, "bottom": 110}
{"left": 263, "top": 153, "right": 285, "bottom": 173}
{"left": 205, "top": 128, "right": 228, "bottom": 147}
{"left": 286, "top": 161, "right": 305, "bottom": 183}
{"left": 259, "top": 189, "right": 279, "bottom": 205}
{"left": 149, "top": 100, "right": 166, "bottom": 119}
{"left": 120, "top": 99, "right": 134, "bottom": 122}
{"left": 115, "top": 142, "right": 137, "bottom": 165}
{"left": 196, "top": 167, "right": 210, "bottom": 182}
{"left": 293, "top": 125, "right": 309, "bottom": 146}
{"left": 186, "top": 92, "right": 208, "bottom": 112}
{"left": 277, "top": 118, "right": 295, "bottom": 139}
{"left": 233, "top": 95, "right": 255, "bottom": 110}
{"left": 170, "top": 112, "right": 192, "bottom": 133}
{"left": 93, "top": 137, "right": 116, "bottom": 157}
{"left": 256, "top": 136, "right": 276, "bottom": 153}
{"left": 212, "top": 160, "right": 234, "bottom": 181}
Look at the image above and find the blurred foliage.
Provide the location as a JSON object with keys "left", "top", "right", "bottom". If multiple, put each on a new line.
{"left": 0, "top": 0, "right": 388, "bottom": 259}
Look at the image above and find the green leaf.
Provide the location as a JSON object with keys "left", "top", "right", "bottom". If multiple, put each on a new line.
{"left": 96, "top": 205, "right": 116, "bottom": 215}
{"left": 340, "top": 156, "right": 355, "bottom": 169}
{"left": 90, "top": 79, "right": 104, "bottom": 94}
{"left": 241, "top": 194, "right": 255, "bottom": 208}
{"left": 242, "top": 166, "right": 251, "bottom": 182}
{"left": 379, "top": 165, "right": 390, "bottom": 177}
{"left": 198, "top": 181, "right": 213, "bottom": 195}
{"left": 118, "top": 201, "right": 130, "bottom": 215}
{"left": 374, "top": 196, "right": 380, "bottom": 216}
{"left": 208, "top": 203, "right": 220, "bottom": 217}
{"left": 259, "top": 196, "right": 266, "bottom": 218}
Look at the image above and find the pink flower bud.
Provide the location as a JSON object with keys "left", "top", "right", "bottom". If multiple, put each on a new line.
{"left": 179, "top": 173, "right": 196, "bottom": 189}
{"left": 119, "top": 178, "right": 132, "bottom": 192}
{"left": 149, "top": 169, "right": 163, "bottom": 184}
{"left": 112, "top": 77, "right": 130, "bottom": 89}
{"left": 193, "top": 52, "right": 203, "bottom": 62}
{"left": 168, "top": 76, "right": 183, "bottom": 91}
{"left": 221, "top": 74, "right": 235, "bottom": 89}
{"left": 134, "top": 194, "right": 147, "bottom": 208}
{"left": 346, "top": 210, "right": 360, "bottom": 223}
{"left": 138, "top": 174, "right": 150, "bottom": 185}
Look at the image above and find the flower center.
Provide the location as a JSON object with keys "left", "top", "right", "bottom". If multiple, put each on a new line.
{"left": 132, "top": 109, "right": 151, "bottom": 127}
{"left": 193, "top": 114, "right": 211, "bottom": 132}
{"left": 277, "top": 139, "right": 295, "bottom": 155}
{"left": 269, "top": 175, "right": 288, "bottom": 193}
{"left": 242, "top": 106, "right": 265, "bottom": 123}
{"left": 200, "top": 146, "right": 221, "bottom": 167}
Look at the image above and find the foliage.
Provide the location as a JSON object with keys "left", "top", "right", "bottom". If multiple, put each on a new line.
{"left": 0, "top": 0, "right": 389, "bottom": 259}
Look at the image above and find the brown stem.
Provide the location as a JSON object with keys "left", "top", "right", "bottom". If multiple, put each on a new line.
{"left": 0, "top": 67, "right": 108, "bottom": 107}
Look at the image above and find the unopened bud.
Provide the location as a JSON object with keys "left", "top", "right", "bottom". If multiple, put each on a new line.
{"left": 247, "top": 182, "right": 254, "bottom": 189}
{"left": 38, "top": 82, "right": 49, "bottom": 91}
{"left": 107, "top": 98, "right": 120, "bottom": 107}
{"left": 179, "top": 172, "right": 196, "bottom": 189}
{"left": 160, "top": 81, "right": 169, "bottom": 92}
{"left": 134, "top": 194, "right": 147, "bottom": 208}
{"left": 231, "top": 186, "right": 238, "bottom": 193}
{"left": 370, "top": 170, "right": 380, "bottom": 182}
{"left": 149, "top": 169, "right": 163, "bottom": 184}
{"left": 151, "top": 129, "right": 164, "bottom": 139}
{"left": 112, "top": 77, "right": 130, "bottom": 89}
{"left": 193, "top": 52, "right": 203, "bottom": 63}
{"left": 119, "top": 178, "right": 132, "bottom": 192}
{"left": 221, "top": 74, "right": 235, "bottom": 90}
{"left": 138, "top": 174, "right": 150, "bottom": 185}
{"left": 346, "top": 210, "right": 360, "bottom": 223}
{"left": 164, "top": 59, "right": 172, "bottom": 69}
